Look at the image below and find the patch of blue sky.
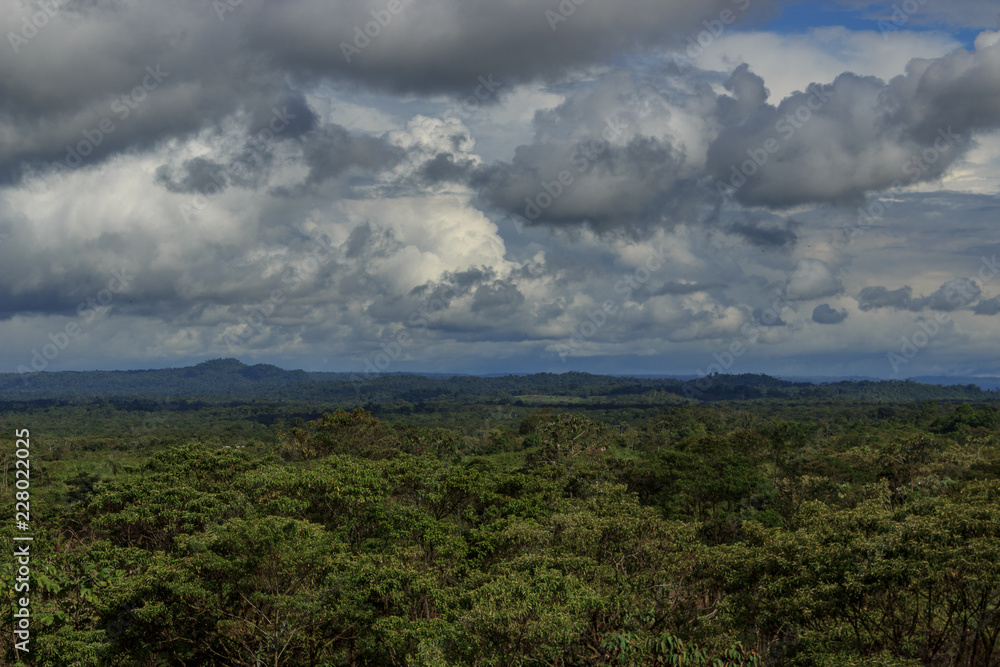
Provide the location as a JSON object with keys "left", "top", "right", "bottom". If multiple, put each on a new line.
{"left": 756, "top": 2, "right": 979, "bottom": 48}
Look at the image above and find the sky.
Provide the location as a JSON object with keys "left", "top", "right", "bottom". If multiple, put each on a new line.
{"left": 2, "top": 0, "right": 1000, "bottom": 380}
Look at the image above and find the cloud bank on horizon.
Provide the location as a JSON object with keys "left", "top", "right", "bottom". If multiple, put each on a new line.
{"left": 2, "top": 0, "right": 999, "bottom": 379}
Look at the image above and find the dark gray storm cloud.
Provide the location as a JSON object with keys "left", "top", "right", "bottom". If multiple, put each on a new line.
{"left": 469, "top": 72, "right": 699, "bottom": 231}
{"left": 913, "top": 278, "right": 982, "bottom": 311}
{"left": 974, "top": 296, "right": 1000, "bottom": 315}
{"left": 708, "top": 39, "right": 1000, "bottom": 207}
{"left": 300, "top": 124, "right": 404, "bottom": 186}
{"left": 419, "top": 153, "right": 479, "bottom": 186}
{"left": 2, "top": 0, "right": 1000, "bottom": 380}
{"left": 471, "top": 280, "right": 525, "bottom": 315}
{"left": 0, "top": 0, "right": 784, "bottom": 185}
{"left": 409, "top": 267, "right": 496, "bottom": 301}
{"left": 653, "top": 281, "right": 728, "bottom": 296}
{"left": 246, "top": 0, "right": 782, "bottom": 93}
{"left": 856, "top": 279, "right": 981, "bottom": 312}
{"left": 151, "top": 115, "right": 404, "bottom": 204}
{"left": 357, "top": 266, "right": 504, "bottom": 330}
{"left": 468, "top": 36, "right": 1000, "bottom": 234}
{"left": 752, "top": 306, "right": 787, "bottom": 326}
{"left": 473, "top": 133, "right": 691, "bottom": 231}
{"left": 343, "top": 222, "right": 403, "bottom": 260}
{"left": 727, "top": 219, "right": 798, "bottom": 249}
{"left": 3, "top": 0, "right": 997, "bottom": 233}
{"left": 812, "top": 303, "right": 848, "bottom": 324}
{"left": 155, "top": 157, "right": 247, "bottom": 194}
{"left": 857, "top": 285, "right": 914, "bottom": 311}
{"left": 2, "top": 2, "right": 286, "bottom": 183}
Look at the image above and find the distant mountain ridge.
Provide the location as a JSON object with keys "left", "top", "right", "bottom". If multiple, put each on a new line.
{"left": 0, "top": 359, "right": 314, "bottom": 397}
{"left": 773, "top": 374, "right": 1000, "bottom": 390}
{"left": 0, "top": 359, "right": 996, "bottom": 403}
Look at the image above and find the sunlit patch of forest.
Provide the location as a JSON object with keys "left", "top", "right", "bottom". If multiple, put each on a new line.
{"left": 4, "top": 369, "right": 1000, "bottom": 665}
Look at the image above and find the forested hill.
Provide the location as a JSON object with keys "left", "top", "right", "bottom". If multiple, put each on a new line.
{"left": 0, "top": 358, "right": 994, "bottom": 403}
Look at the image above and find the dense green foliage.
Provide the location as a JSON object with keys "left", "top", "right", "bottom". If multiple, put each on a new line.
{"left": 4, "top": 370, "right": 1000, "bottom": 665}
